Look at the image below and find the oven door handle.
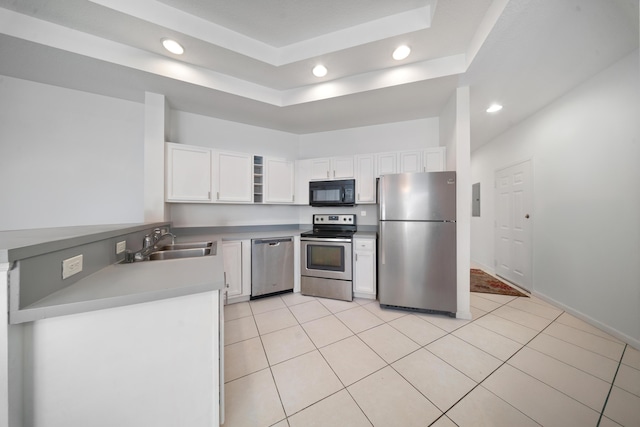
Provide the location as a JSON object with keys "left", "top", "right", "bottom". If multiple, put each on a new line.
{"left": 301, "top": 237, "right": 352, "bottom": 243}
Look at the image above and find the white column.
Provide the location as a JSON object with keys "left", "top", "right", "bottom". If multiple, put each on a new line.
{"left": 144, "top": 92, "right": 169, "bottom": 223}
{"left": 0, "top": 263, "right": 22, "bottom": 427}
{"left": 455, "top": 87, "right": 472, "bottom": 319}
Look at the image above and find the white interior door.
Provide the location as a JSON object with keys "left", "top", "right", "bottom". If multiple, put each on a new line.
{"left": 495, "top": 160, "right": 533, "bottom": 291}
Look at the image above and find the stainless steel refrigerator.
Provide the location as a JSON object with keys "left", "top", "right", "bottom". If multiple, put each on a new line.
{"left": 378, "top": 172, "right": 457, "bottom": 314}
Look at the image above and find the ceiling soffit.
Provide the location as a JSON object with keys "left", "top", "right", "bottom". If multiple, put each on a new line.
{"left": 90, "top": 0, "right": 437, "bottom": 66}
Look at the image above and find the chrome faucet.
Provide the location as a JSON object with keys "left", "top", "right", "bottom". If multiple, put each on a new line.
{"left": 143, "top": 228, "right": 176, "bottom": 249}
{"left": 125, "top": 228, "right": 176, "bottom": 262}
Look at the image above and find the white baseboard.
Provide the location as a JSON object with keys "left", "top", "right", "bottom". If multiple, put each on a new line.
{"left": 471, "top": 259, "right": 494, "bottom": 275}
{"left": 533, "top": 290, "right": 640, "bottom": 351}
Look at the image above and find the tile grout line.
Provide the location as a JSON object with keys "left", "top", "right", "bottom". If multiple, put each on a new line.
{"left": 432, "top": 304, "right": 565, "bottom": 426}
{"left": 274, "top": 297, "right": 360, "bottom": 420}
{"left": 470, "top": 309, "right": 622, "bottom": 423}
{"left": 227, "top": 294, "right": 628, "bottom": 426}
{"left": 253, "top": 296, "right": 290, "bottom": 425}
{"left": 597, "top": 343, "right": 627, "bottom": 426}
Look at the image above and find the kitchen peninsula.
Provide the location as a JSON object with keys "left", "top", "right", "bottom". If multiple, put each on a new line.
{"left": 0, "top": 223, "right": 226, "bottom": 427}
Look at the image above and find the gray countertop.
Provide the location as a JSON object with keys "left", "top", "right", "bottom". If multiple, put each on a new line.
{"left": 2, "top": 223, "right": 371, "bottom": 324}
{"left": 2, "top": 224, "right": 306, "bottom": 324}
{"left": 0, "top": 223, "right": 170, "bottom": 263}
{"left": 12, "top": 252, "right": 225, "bottom": 324}
{"left": 354, "top": 231, "right": 377, "bottom": 238}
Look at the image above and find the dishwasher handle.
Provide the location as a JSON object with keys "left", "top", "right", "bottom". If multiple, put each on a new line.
{"left": 252, "top": 237, "right": 293, "bottom": 245}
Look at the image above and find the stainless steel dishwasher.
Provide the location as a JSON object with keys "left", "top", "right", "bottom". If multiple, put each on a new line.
{"left": 251, "top": 237, "right": 294, "bottom": 299}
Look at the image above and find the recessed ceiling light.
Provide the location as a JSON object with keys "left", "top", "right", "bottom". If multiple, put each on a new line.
{"left": 312, "top": 65, "right": 328, "bottom": 77}
{"left": 486, "top": 104, "right": 503, "bottom": 113}
{"left": 162, "top": 38, "right": 184, "bottom": 55}
{"left": 392, "top": 45, "right": 411, "bottom": 61}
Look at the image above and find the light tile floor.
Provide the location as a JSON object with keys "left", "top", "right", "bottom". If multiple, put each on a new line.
{"left": 223, "top": 291, "right": 640, "bottom": 427}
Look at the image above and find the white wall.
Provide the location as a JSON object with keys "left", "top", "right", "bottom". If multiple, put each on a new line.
{"left": 167, "top": 110, "right": 301, "bottom": 227}
{"left": 299, "top": 118, "right": 439, "bottom": 158}
{"left": 143, "top": 92, "right": 170, "bottom": 223}
{"left": 0, "top": 76, "right": 145, "bottom": 230}
{"left": 169, "top": 110, "right": 299, "bottom": 158}
{"left": 439, "top": 93, "right": 457, "bottom": 172}
{"left": 471, "top": 50, "right": 640, "bottom": 346}
{"left": 437, "top": 88, "right": 472, "bottom": 319}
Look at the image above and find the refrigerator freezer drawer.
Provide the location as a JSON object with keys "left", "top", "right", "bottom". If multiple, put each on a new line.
{"left": 378, "top": 221, "right": 456, "bottom": 313}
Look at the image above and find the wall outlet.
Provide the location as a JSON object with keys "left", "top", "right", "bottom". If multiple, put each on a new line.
{"left": 116, "top": 240, "right": 126, "bottom": 254}
{"left": 62, "top": 254, "right": 83, "bottom": 279}
{"left": 360, "top": 210, "right": 367, "bottom": 217}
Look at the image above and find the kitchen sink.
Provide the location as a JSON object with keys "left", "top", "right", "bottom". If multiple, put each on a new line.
{"left": 149, "top": 247, "right": 214, "bottom": 260}
{"left": 123, "top": 240, "right": 217, "bottom": 263}
{"left": 156, "top": 241, "right": 214, "bottom": 251}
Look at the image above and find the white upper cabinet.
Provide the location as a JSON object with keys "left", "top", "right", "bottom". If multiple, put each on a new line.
{"left": 398, "top": 150, "right": 424, "bottom": 173}
{"left": 294, "top": 159, "right": 311, "bottom": 205}
{"left": 214, "top": 151, "right": 253, "bottom": 203}
{"left": 375, "top": 152, "right": 398, "bottom": 177}
{"left": 264, "top": 157, "right": 294, "bottom": 203}
{"left": 165, "top": 142, "right": 213, "bottom": 202}
{"left": 424, "top": 147, "right": 446, "bottom": 172}
{"left": 374, "top": 148, "right": 447, "bottom": 177}
{"left": 165, "top": 142, "right": 445, "bottom": 205}
{"left": 310, "top": 157, "right": 354, "bottom": 180}
{"left": 333, "top": 157, "right": 355, "bottom": 179}
{"left": 310, "top": 158, "right": 331, "bottom": 180}
{"left": 355, "top": 154, "right": 376, "bottom": 204}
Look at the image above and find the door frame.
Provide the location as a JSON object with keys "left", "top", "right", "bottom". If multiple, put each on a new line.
{"left": 494, "top": 159, "right": 534, "bottom": 292}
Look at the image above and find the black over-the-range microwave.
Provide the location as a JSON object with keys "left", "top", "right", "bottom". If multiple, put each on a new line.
{"left": 309, "top": 179, "right": 356, "bottom": 207}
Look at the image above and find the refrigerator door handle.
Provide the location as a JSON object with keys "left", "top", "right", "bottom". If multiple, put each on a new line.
{"left": 379, "top": 227, "right": 385, "bottom": 265}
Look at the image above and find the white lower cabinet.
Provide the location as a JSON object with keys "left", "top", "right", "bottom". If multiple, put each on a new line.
{"left": 353, "top": 236, "right": 377, "bottom": 299}
{"left": 222, "top": 240, "right": 251, "bottom": 303}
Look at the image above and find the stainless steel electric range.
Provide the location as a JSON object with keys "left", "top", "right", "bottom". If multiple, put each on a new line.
{"left": 300, "top": 214, "right": 356, "bottom": 301}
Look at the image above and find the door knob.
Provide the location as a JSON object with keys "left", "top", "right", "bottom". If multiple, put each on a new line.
{"left": 525, "top": 214, "right": 530, "bottom": 219}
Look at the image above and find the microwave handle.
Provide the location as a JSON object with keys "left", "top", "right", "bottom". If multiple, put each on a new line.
{"left": 341, "top": 188, "right": 345, "bottom": 202}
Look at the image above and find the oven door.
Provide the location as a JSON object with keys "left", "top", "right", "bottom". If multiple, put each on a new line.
{"left": 300, "top": 238, "right": 352, "bottom": 281}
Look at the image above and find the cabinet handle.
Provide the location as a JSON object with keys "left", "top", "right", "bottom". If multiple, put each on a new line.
{"left": 326, "top": 171, "right": 329, "bottom": 178}
{"left": 355, "top": 253, "right": 358, "bottom": 261}
{"left": 217, "top": 191, "right": 220, "bottom": 200}
{"left": 357, "top": 193, "right": 360, "bottom": 201}
{"left": 333, "top": 170, "right": 335, "bottom": 178}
